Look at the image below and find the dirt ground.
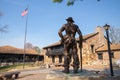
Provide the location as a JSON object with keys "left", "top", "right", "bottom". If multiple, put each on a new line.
{"left": 16, "top": 65, "right": 120, "bottom": 80}
{"left": 1, "top": 64, "right": 120, "bottom": 80}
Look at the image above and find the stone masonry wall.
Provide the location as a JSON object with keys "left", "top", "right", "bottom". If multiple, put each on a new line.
{"left": 43, "top": 27, "right": 109, "bottom": 66}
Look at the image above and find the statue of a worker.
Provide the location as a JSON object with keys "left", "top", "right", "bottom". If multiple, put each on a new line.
{"left": 58, "top": 17, "right": 83, "bottom": 73}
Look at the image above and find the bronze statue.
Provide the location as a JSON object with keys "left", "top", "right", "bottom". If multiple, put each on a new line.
{"left": 58, "top": 17, "right": 83, "bottom": 73}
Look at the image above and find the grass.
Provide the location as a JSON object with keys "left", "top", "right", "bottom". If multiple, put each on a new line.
{"left": 0, "top": 62, "right": 42, "bottom": 74}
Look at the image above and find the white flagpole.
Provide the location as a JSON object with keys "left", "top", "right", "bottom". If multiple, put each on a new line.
{"left": 23, "top": 5, "right": 29, "bottom": 69}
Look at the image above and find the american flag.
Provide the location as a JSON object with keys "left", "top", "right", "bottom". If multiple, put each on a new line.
{"left": 21, "top": 8, "right": 28, "bottom": 16}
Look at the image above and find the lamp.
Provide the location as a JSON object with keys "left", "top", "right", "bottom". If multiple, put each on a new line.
{"left": 103, "top": 24, "right": 110, "bottom": 30}
{"left": 103, "top": 24, "right": 114, "bottom": 76}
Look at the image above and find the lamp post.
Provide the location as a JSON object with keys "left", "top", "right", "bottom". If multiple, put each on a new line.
{"left": 103, "top": 24, "right": 114, "bottom": 76}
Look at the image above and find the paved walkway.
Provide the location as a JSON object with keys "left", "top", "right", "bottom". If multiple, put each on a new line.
{"left": 16, "top": 67, "right": 120, "bottom": 80}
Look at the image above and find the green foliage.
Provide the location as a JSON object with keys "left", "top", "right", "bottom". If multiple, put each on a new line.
{"left": 0, "top": 63, "right": 40, "bottom": 73}
{"left": 67, "top": 0, "right": 74, "bottom": 6}
{"left": 52, "top": 0, "right": 100, "bottom": 6}
{"left": 0, "top": 64, "right": 21, "bottom": 73}
{"left": 52, "top": 0, "right": 63, "bottom": 3}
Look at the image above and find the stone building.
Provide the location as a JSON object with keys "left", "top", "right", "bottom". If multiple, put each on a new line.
{"left": 43, "top": 26, "right": 120, "bottom": 66}
{"left": 96, "top": 44, "right": 120, "bottom": 65}
{"left": 0, "top": 45, "right": 44, "bottom": 66}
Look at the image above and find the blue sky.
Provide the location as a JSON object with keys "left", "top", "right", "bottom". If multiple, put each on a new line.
{"left": 0, "top": 0, "right": 120, "bottom": 48}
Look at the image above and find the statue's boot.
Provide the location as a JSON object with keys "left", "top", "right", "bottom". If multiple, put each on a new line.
{"left": 73, "top": 67, "right": 78, "bottom": 73}
{"left": 62, "top": 68, "right": 69, "bottom": 74}
{"left": 73, "top": 69, "right": 78, "bottom": 73}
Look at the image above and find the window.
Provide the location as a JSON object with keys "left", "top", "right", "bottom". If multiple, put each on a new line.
{"left": 52, "top": 56, "right": 55, "bottom": 63}
{"left": 98, "top": 53, "right": 103, "bottom": 60}
{"left": 59, "top": 55, "right": 62, "bottom": 63}
{"left": 91, "top": 44, "right": 94, "bottom": 53}
{"left": 111, "top": 52, "right": 114, "bottom": 58}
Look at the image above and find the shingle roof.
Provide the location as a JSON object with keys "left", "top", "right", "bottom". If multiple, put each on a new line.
{"left": 76, "top": 32, "right": 99, "bottom": 41}
{"left": 43, "top": 32, "right": 98, "bottom": 49}
{"left": 43, "top": 41, "right": 61, "bottom": 49}
{"left": 96, "top": 44, "right": 120, "bottom": 52}
{"left": 0, "top": 45, "right": 38, "bottom": 55}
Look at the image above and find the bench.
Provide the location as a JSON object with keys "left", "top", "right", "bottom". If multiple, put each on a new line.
{"left": 0, "top": 75, "right": 4, "bottom": 80}
{"left": 2, "top": 71, "right": 20, "bottom": 79}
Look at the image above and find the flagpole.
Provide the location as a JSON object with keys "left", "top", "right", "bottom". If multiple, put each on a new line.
{"left": 23, "top": 5, "right": 29, "bottom": 69}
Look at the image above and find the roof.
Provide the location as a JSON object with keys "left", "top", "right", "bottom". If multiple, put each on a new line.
{"left": 76, "top": 32, "right": 99, "bottom": 41}
{"left": 43, "top": 32, "right": 98, "bottom": 49}
{"left": 0, "top": 45, "right": 38, "bottom": 55}
{"left": 43, "top": 41, "right": 62, "bottom": 49}
{"left": 96, "top": 44, "right": 120, "bottom": 52}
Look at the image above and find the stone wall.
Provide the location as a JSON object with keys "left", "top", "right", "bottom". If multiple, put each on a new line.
{"left": 78, "top": 27, "right": 106, "bottom": 64}
{"left": 102, "top": 51, "right": 120, "bottom": 62}
{"left": 42, "top": 27, "right": 109, "bottom": 66}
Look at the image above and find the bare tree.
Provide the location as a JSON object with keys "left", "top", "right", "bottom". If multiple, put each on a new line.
{"left": 0, "top": 25, "right": 8, "bottom": 33}
{"left": 25, "top": 42, "right": 33, "bottom": 49}
{"left": 0, "top": 11, "right": 3, "bottom": 16}
{"left": 0, "top": 11, "right": 8, "bottom": 33}
{"left": 109, "top": 27, "right": 120, "bottom": 44}
{"left": 25, "top": 42, "right": 41, "bottom": 53}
